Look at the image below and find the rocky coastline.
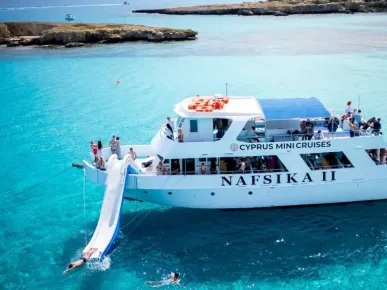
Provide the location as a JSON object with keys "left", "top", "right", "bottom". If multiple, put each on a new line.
{"left": 0, "top": 22, "right": 198, "bottom": 48}
{"left": 133, "top": 0, "right": 387, "bottom": 16}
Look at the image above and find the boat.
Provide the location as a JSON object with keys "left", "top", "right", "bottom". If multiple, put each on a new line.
{"left": 81, "top": 95, "right": 386, "bottom": 260}
{"left": 65, "top": 14, "right": 75, "bottom": 21}
{"left": 123, "top": 1, "right": 128, "bottom": 4}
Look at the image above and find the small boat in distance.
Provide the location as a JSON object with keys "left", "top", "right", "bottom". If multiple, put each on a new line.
{"left": 65, "top": 14, "right": 75, "bottom": 21}
{"left": 123, "top": 1, "right": 128, "bottom": 4}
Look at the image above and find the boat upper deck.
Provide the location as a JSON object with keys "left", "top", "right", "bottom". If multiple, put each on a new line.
{"left": 174, "top": 95, "right": 265, "bottom": 118}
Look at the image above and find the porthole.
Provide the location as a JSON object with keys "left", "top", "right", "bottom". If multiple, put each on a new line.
{"left": 211, "top": 192, "right": 215, "bottom": 196}
{"left": 168, "top": 192, "right": 172, "bottom": 195}
{"left": 248, "top": 191, "right": 253, "bottom": 195}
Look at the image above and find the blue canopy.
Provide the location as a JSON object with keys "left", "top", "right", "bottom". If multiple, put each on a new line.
{"left": 258, "top": 97, "right": 331, "bottom": 120}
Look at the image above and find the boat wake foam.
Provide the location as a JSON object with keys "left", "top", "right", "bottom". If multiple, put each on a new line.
{"left": 87, "top": 256, "right": 111, "bottom": 271}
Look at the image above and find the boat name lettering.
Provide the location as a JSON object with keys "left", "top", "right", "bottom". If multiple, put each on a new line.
{"left": 221, "top": 171, "right": 336, "bottom": 186}
{"left": 239, "top": 141, "right": 331, "bottom": 151}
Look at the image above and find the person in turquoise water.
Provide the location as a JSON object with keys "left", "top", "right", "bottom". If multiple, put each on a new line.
{"left": 145, "top": 272, "right": 181, "bottom": 288}
{"left": 62, "top": 248, "right": 97, "bottom": 274}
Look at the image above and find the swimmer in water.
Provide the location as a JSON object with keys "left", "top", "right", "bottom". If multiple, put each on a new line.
{"left": 62, "top": 248, "right": 97, "bottom": 274}
{"left": 145, "top": 272, "right": 181, "bottom": 288}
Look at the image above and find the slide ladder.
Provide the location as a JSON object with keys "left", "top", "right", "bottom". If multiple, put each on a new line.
{"left": 83, "top": 154, "right": 133, "bottom": 261}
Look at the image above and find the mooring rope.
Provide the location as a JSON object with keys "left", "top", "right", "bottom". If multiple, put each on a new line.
{"left": 7, "top": 165, "right": 73, "bottom": 199}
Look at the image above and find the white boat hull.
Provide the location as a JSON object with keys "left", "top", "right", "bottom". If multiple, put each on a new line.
{"left": 122, "top": 175, "right": 387, "bottom": 209}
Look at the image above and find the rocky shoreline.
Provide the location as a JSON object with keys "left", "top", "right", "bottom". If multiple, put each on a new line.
{"left": 0, "top": 22, "right": 198, "bottom": 48}
{"left": 133, "top": 0, "right": 387, "bottom": 16}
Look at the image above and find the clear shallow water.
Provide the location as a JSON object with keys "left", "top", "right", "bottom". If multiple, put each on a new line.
{"left": 1, "top": 2, "right": 387, "bottom": 289}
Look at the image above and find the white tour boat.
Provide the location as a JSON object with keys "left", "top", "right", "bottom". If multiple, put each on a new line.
{"left": 81, "top": 95, "right": 386, "bottom": 260}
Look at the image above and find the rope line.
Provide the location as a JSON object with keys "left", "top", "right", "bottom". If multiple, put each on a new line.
{"left": 7, "top": 166, "right": 73, "bottom": 199}
{"left": 83, "top": 169, "right": 88, "bottom": 246}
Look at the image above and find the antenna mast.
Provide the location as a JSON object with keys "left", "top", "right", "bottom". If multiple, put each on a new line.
{"left": 226, "top": 83, "right": 228, "bottom": 97}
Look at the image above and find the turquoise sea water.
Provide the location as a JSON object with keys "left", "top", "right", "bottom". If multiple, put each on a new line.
{"left": 1, "top": 1, "right": 387, "bottom": 289}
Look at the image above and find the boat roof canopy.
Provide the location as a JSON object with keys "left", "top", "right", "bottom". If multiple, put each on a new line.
{"left": 258, "top": 97, "right": 331, "bottom": 120}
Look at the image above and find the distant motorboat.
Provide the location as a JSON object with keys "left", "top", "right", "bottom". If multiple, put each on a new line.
{"left": 123, "top": 1, "right": 128, "bottom": 4}
{"left": 65, "top": 14, "right": 75, "bottom": 21}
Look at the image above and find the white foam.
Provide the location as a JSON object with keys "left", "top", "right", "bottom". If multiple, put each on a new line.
{"left": 86, "top": 256, "right": 111, "bottom": 271}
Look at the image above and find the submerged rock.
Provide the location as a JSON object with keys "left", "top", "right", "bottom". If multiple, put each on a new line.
{"left": 64, "top": 42, "right": 84, "bottom": 48}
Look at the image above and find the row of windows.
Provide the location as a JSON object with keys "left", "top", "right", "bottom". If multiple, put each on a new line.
{"left": 157, "top": 148, "right": 387, "bottom": 175}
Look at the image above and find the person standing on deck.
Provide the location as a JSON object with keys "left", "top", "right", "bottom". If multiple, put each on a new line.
{"left": 373, "top": 118, "right": 382, "bottom": 136}
{"left": 109, "top": 135, "right": 117, "bottom": 155}
{"left": 345, "top": 101, "right": 352, "bottom": 114}
{"left": 167, "top": 116, "right": 175, "bottom": 132}
{"left": 116, "top": 136, "right": 121, "bottom": 159}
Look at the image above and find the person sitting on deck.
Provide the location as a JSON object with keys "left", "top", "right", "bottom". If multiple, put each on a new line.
{"left": 177, "top": 128, "right": 184, "bottom": 143}
{"left": 146, "top": 272, "right": 181, "bottom": 288}
{"left": 200, "top": 163, "right": 207, "bottom": 174}
{"left": 129, "top": 148, "right": 137, "bottom": 160}
{"left": 171, "top": 160, "right": 180, "bottom": 175}
{"left": 248, "top": 126, "right": 259, "bottom": 143}
{"left": 96, "top": 157, "right": 106, "bottom": 170}
{"left": 63, "top": 248, "right": 97, "bottom": 274}
{"left": 156, "top": 162, "right": 167, "bottom": 175}
{"left": 314, "top": 130, "right": 325, "bottom": 140}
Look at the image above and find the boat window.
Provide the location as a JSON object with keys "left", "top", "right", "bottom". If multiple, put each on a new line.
{"left": 218, "top": 155, "right": 287, "bottom": 174}
{"left": 182, "top": 158, "right": 195, "bottom": 175}
{"left": 213, "top": 118, "right": 233, "bottom": 140}
{"left": 365, "top": 149, "right": 386, "bottom": 165}
{"left": 300, "top": 152, "right": 354, "bottom": 170}
{"left": 198, "top": 158, "right": 207, "bottom": 162}
{"left": 190, "top": 120, "right": 198, "bottom": 133}
{"left": 177, "top": 117, "right": 185, "bottom": 128}
{"left": 236, "top": 118, "right": 266, "bottom": 143}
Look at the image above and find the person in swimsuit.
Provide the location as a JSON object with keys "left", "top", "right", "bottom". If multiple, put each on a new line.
{"left": 146, "top": 272, "right": 181, "bottom": 288}
{"left": 62, "top": 248, "right": 97, "bottom": 274}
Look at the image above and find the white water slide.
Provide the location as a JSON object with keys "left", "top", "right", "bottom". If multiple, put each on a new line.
{"left": 83, "top": 154, "right": 134, "bottom": 261}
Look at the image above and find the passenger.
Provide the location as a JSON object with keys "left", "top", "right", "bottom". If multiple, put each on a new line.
{"left": 98, "top": 157, "right": 106, "bottom": 171}
{"left": 171, "top": 160, "right": 180, "bottom": 175}
{"left": 90, "top": 141, "right": 98, "bottom": 158}
{"left": 116, "top": 137, "right": 121, "bottom": 159}
{"left": 301, "top": 121, "right": 307, "bottom": 140}
{"left": 314, "top": 130, "right": 325, "bottom": 140}
{"left": 97, "top": 140, "right": 103, "bottom": 157}
{"left": 366, "top": 117, "right": 376, "bottom": 126}
{"left": 248, "top": 126, "right": 259, "bottom": 142}
{"left": 129, "top": 148, "right": 137, "bottom": 160}
{"left": 373, "top": 118, "right": 382, "bottom": 136}
{"left": 145, "top": 272, "right": 181, "bottom": 288}
{"left": 156, "top": 162, "right": 166, "bottom": 175}
{"left": 354, "top": 110, "right": 363, "bottom": 125}
{"left": 348, "top": 118, "right": 357, "bottom": 137}
{"left": 200, "top": 163, "right": 207, "bottom": 174}
{"left": 327, "top": 118, "right": 338, "bottom": 138}
{"left": 177, "top": 128, "right": 184, "bottom": 143}
{"left": 166, "top": 124, "right": 174, "bottom": 141}
{"left": 268, "top": 156, "right": 277, "bottom": 171}
{"left": 379, "top": 148, "right": 386, "bottom": 165}
{"left": 210, "top": 158, "right": 217, "bottom": 174}
{"left": 166, "top": 116, "right": 175, "bottom": 132}
{"left": 345, "top": 101, "right": 352, "bottom": 114}
{"left": 342, "top": 113, "right": 351, "bottom": 131}
{"left": 109, "top": 135, "right": 118, "bottom": 155}
{"left": 239, "top": 159, "right": 246, "bottom": 173}
{"left": 307, "top": 122, "right": 315, "bottom": 140}
{"left": 63, "top": 248, "right": 97, "bottom": 274}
